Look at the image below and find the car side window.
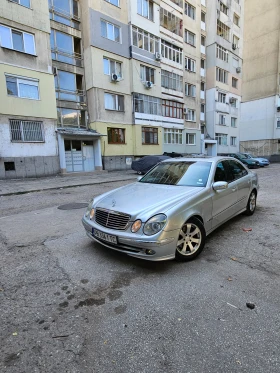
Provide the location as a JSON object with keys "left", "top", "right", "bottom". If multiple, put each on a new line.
{"left": 226, "top": 160, "right": 248, "bottom": 181}
{"left": 214, "top": 162, "right": 227, "bottom": 182}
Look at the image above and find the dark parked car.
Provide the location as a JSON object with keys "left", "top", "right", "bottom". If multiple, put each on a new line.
{"left": 241, "top": 153, "right": 270, "bottom": 167}
{"left": 163, "top": 152, "right": 183, "bottom": 158}
{"left": 131, "top": 155, "right": 170, "bottom": 175}
{"left": 218, "top": 153, "right": 259, "bottom": 168}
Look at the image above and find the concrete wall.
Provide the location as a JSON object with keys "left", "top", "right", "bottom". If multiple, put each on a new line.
{"left": 0, "top": 64, "right": 57, "bottom": 119}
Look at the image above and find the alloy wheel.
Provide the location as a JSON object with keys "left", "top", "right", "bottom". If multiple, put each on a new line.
{"left": 176, "top": 222, "right": 202, "bottom": 256}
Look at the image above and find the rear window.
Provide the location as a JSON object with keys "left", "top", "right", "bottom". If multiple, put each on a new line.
{"left": 139, "top": 161, "right": 211, "bottom": 187}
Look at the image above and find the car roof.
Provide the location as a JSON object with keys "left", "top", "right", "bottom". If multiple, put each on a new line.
{"left": 161, "top": 156, "right": 235, "bottom": 163}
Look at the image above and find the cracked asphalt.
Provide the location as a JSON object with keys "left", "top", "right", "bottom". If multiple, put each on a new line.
{"left": 0, "top": 166, "right": 280, "bottom": 373}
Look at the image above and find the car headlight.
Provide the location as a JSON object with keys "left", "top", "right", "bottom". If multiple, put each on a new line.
{"left": 85, "top": 199, "right": 95, "bottom": 220}
{"left": 143, "top": 214, "right": 167, "bottom": 236}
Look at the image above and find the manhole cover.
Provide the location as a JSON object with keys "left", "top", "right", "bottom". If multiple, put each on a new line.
{"left": 58, "top": 203, "right": 88, "bottom": 210}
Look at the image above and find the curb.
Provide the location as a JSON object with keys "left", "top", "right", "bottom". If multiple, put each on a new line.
{"left": 0, "top": 177, "right": 137, "bottom": 197}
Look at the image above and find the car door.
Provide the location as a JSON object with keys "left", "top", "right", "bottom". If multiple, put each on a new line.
{"left": 225, "top": 160, "right": 251, "bottom": 212}
{"left": 211, "top": 161, "right": 238, "bottom": 229}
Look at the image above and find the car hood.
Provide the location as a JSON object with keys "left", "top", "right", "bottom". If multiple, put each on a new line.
{"left": 254, "top": 157, "right": 269, "bottom": 162}
{"left": 95, "top": 182, "right": 203, "bottom": 220}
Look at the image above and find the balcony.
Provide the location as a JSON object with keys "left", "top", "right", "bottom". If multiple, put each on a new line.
{"left": 200, "top": 45, "right": 206, "bottom": 55}
{"left": 56, "top": 88, "right": 85, "bottom": 103}
{"left": 200, "top": 112, "right": 205, "bottom": 121}
{"left": 51, "top": 47, "right": 82, "bottom": 67}
{"left": 49, "top": 0, "right": 80, "bottom": 30}
{"left": 200, "top": 91, "right": 205, "bottom": 99}
{"left": 200, "top": 68, "right": 205, "bottom": 77}
{"left": 201, "top": 21, "right": 206, "bottom": 31}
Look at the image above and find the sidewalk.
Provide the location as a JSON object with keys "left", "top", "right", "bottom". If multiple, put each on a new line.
{"left": 0, "top": 171, "right": 137, "bottom": 196}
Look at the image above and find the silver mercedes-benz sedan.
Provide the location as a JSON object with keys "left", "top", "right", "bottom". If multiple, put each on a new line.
{"left": 82, "top": 156, "right": 259, "bottom": 262}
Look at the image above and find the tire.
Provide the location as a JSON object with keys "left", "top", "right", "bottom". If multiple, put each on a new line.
{"left": 244, "top": 190, "right": 257, "bottom": 216}
{"left": 175, "top": 217, "right": 206, "bottom": 262}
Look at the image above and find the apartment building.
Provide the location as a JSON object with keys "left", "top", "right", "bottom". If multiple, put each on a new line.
{"left": 0, "top": 0, "right": 58, "bottom": 178}
{"left": 205, "top": 0, "right": 243, "bottom": 155}
{"left": 240, "top": 0, "right": 280, "bottom": 159}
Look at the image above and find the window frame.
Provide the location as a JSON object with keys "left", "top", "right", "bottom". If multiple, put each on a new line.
{"left": 137, "top": 0, "right": 154, "bottom": 21}
{"left": 185, "top": 57, "right": 196, "bottom": 72}
{"left": 217, "top": 20, "right": 230, "bottom": 41}
{"left": 164, "top": 128, "right": 183, "bottom": 144}
{"left": 134, "top": 93, "right": 162, "bottom": 116}
{"left": 142, "top": 126, "right": 158, "bottom": 145}
{"left": 9, "top": 119, "right": 44, "bottom": 142}
{"left": 218, "top": 92, "right": 226, "bottom": 103}
{"left": 232, "top": 77, "right": 238, "bottom": 88}
{"left": 216, "top": 67, "right": 228, "bottom": 84}
{"left": 162, "top": 100, "right": 183, "bottom": 119}
{"left": 215, "top": 133, "right": 228, "bottom": 146}
{"left": 101, "top": 20, "right": 121, "bottom": 43}
{"left": 185, "top": 2, "right": 196, "bottom": 20}
{"left": 104, "top": 92, "right": 124, "bottom": 111}
{"left": 219, "top": 114, "right": 226, "bottom": 125}
{"left": 103, "top": 57, "right": 122, "bottom": 78}
{"left": 132, "top": 26, "right": 159, "bottom": 54}
{"left": 230, "top": 136, "right": 237, "bottom": 146}
{"left": 161, "top": 39, "right": 183, "bottom": 65}
{"left": 6, "top": 74, "right": 39, "bottom": 100}
{"left": 186, "top": 109, "right": 196, "bottom": 122}
{"left": 186, "top": 133, "right": 196, "bottom": 145}
{"left": 9, "top": 0, "right": 31, "bottom": 8}
{"left": 185, "top": 29, "right": 196, "bottom": 47}
{"left": 107, "top": 127, "right": 125, "bottom": 144}
{"left": 216, "top": 44, "right": 228, "bottom": 62}
{"left": 161, "top": 70, "right": 183, "bottom": 92}
{"left": 220, "top": 2, "right": 228, "bottom": 15}
{"left": 0, "top": 24, "right": 36, "bottom": 55}
{"left": 104, "top": 0, "right": 120, "bottom": 7}
{"left": 140, "top": 64, "right": 155, "bottom": 83}
{"left": 233, "top": 13, "right": 240, "bottom": 26}
{"left": 231, "top": 117, "right": 237, "bottom": 127}
{"left": 185, "top": 83, "right": 196, "bottom": 97}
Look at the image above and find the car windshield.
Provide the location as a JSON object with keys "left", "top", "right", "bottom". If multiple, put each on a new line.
{"left": 243, "top": 154, "right": 252, "bottom": 159}
{"left": 237, "top": 154, "right": 247, "bottom": 159}
{"left": 139, "top": 161, "right": 212, "bottom": 187}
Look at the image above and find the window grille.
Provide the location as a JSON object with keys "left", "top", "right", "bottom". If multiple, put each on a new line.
{"left": 10, "top": 120, "right": 44, "bottom": 142}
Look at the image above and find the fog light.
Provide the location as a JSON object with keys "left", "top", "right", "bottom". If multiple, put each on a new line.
{"left": 145, "top": 249, "right": 155, "bottom": 255}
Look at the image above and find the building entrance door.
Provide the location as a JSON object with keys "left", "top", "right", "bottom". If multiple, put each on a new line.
{"left": 83, "top": 141, "right": 95, "bottom": 172}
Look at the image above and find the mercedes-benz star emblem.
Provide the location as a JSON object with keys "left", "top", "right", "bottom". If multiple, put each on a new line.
{"left": 112, "top": 199, "right": 116, "bottom": 207}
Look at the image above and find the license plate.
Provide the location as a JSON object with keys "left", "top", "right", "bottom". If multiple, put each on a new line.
{"left": 93, "top": 228, "right": 117, "bottom": 244}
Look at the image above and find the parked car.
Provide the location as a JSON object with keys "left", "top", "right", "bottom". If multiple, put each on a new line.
{"left": 219, "top": 153, "right": 259, "bottom": 168}
{"left": 131, "top": 155, "right": 170, "bottom": 175}
{"left": 163, "top": 152, "right": 183, "bottom": 158}
{"left": 241, "top": 153, "right": 270, "bottom": 167}
{"left": 82, "top": 156, "right": 259, "bottom": 262}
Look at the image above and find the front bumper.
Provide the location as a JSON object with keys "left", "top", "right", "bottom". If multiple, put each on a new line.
{"left": 82, "top": 217, "right": 178, "bottom": 261}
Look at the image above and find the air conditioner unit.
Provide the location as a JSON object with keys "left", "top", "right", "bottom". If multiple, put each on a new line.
{"left": 145, "top": 81, "right": 153, "bottom": 89}
{"left": 111, "top": 73, "right": 120, "bottom": 82}
{"left": 232, "top": 44, "right": 237, "bottom": 50}
{"left": 236, "top": 67, "right": 241, "bottom": 73}
{"left": 52, "top": 66, "right": 58, "bottom": 76}
{"left": 277, "top": 106, "right": 280, "bottom": 112}
{"left": 155, "top": 52, "right": 161, "bottom": 61}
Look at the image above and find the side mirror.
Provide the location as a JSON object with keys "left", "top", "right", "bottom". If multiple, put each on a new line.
{"left": 213, "top": 181, "right": 228, "bottom": 191}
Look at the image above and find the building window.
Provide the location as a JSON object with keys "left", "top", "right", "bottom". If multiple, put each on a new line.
{"left": 201, "top": 81, "right": 205, "bottom": 92}
{"left": 186, "top": 109, "right": 196, "bottom": 122}
{"left": 230, "top": 97, "right": 237, "bottom": 107}
{"left": 107, "top": 128, "right": 125, "bottom": 144}
{"left": 185, "top": 57, "right": 196, "bottom": 72}
{"left": 185, "top": 2, "right": 195, "bottom": 20}
{"left": 49, "top": 0, "right": 79, "bottom": 29}
{"left": 101, "top": 20, "right": 120, "bottom": 43}
{"left": 231, "top": 117, "right": 237, "bottom": 127}
{"left": 103, "top": 57, "right": 122, "bottom": 78}
{"left": 216, "top": 67, "right": 228, "bottom": 83}
{"left": 276, "top": 119, "right": 280, "bottom": 128}
{"left": 217, "top": 20, "right": 230, "bottom": 41}
{"left": 201, "top": 59, "right": 205, "bottom": 69}
{"left": 162, "top": 100, "right": 183, "bottom": 119}
{"left": 233, "top": 35, "right": 239, "bottom": 49}
{"left": 142, "top": 127, "right": 158, "bottom": 144}
{"left": 105, "top": 0, "right": 119, "bottom": 6}
{"left": 161, "top": 40, "right": 182, "bottom": 64}
{"left": 170, "top": 0, "right": 183, "bottom": 6}
{"left": 185, "top": 83, "right": 196, "bottom": 97}
{"left": 9, "top": 120, "right": 44, "bottom": 142}
{"left": 137, "top": 0, "right": 153, "bottom": 21}
{"left": 164, "top": 128, "right": 183, "bottom": 144}
{"left": 160, "top": 8, "right": 183, "bottom": 37}
{"left": 104, "top": 93, "right": 124, "bottom": 111}
{"left": 9, "top": 0, "right": 31, "bottom": 8}
{"left": 215, "top": 133, "right": 227, "bottom": 145}
{"left": 219, "top": 114, "right": 226, "bottom": 125}
{"left": 201, "top": 12, "right": 206, "bottom": 23}
{"left": 218, "top": 92, "right": 226, "bottom": 103}
{"left": 232, "top": 78, "right": 238, "bottom": 88}
{"left": 134, "top": 93, "right": 162, "bottom": 115}
{"left": 233, "top": 13, "right": 240, "bottom": 26}
{"left": 201, "top": 35, "right": 205, "bottom": 47}
{"left": 57, "top": 108, "right": 86, "bottom": 128}
{"left": 220, "top": 2, "right": 228, "bottom": 15}
{"left": 55, "top": 70, "right": 84, "bottom": 102}
{"left": 186, "top": 133, "right": 196, "bottom": 145}
{"left": 50, "top": 29, "right": 82, "bottom": 66}
{"left": 230, "top": 136, "right": 237, "bottom": 146}
{"left": 0, "top": 24, "right": 35, "bottom": 54}
{"left": 6, "top": 75, "right": 39, "bottom": 99}
{"left": 140, "top": 65, "right": 155, "bottom": 83}
{"left": 132, "top": 26, "right": 159, "bottom": 54}
{"left": 161, "top": 70, "right": 183, "bottom": 92}
{"left": 216, "top": 44, "right": 228, "bottom": 62}
{"left": 201, "top": 104, "right": 205, "bottom": 113}
{"left": 185, "top": 30, "right": 196, "bottom": 46}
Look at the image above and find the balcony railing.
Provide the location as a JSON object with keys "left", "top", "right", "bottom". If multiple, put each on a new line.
{"left": 56, "top": 88, "right": 85, "bottom": 103}
{"left": 51, "top": 47, "right": 82, "bottom": 67}
{"left": 49, "top": 5, "right": 80, "bottom": 29}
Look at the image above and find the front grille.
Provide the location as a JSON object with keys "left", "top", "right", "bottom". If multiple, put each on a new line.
{"left": 95, "top": 208, "right": 130, "bottom": 230}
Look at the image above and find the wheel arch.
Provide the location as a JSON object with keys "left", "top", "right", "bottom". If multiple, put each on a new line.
{"left": 189, "top": 214, "right": 204, "bottom": 226}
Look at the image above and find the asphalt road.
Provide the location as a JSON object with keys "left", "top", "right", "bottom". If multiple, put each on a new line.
{"left": 0, "top": 166, "right": 280, "bottom": 373}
